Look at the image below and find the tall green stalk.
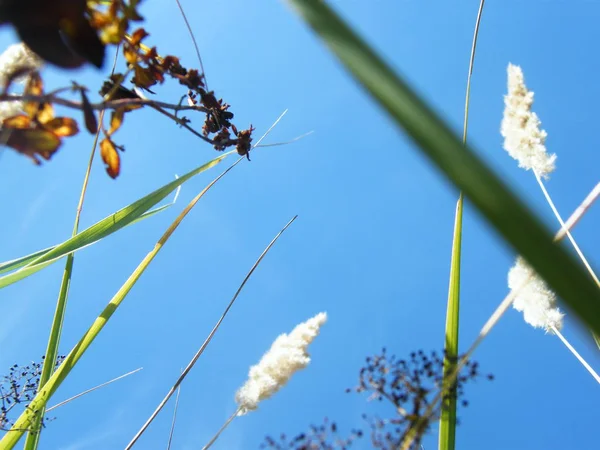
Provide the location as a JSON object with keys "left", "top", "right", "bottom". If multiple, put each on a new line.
{"left": 438, "top": 2, "right": 485, "bottom": 449}
{"left": 439, "top": 195, "right": 462, "bottom": 450}
{"left": 23, "top": 111, "right": 106, "bottom": 450}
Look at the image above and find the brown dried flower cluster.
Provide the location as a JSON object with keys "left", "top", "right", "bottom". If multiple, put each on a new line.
{"left": 0, "top": 0, "right": 253, "bottom": 178}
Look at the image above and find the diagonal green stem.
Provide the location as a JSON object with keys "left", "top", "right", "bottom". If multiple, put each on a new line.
{"left": 22, "top": 111, "right": 107, "bottom": 450}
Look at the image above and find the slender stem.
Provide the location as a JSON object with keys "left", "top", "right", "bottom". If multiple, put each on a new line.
{"left": 549, "top": 325, "right": 600, "bottom": 384}
{"left": 174, "top": 0, "right": 208, "bottom": 91}
{"left": 165, "top": 374, "right": 182, "bottom": 450}
{"left": 255, "top": 130, "right": 314, "bottom": 147}
{"left": 46, "top": 368, "right": 142, "bottom": 412}
{"left": 535, "top": 173, "right": 599, "bottom": 287}
{"left": 202, "top": 407, "right": 242, "bottom": 450}
{"left": 462, "top": 0, "right": 485, "bottom": 146}
{"left": 124, "top": 216, "right": 298, "bottom": 449}
{"left": 0, "top": 93, "right": 208, "bottom": 113}
{"left": 556, "top": 182, "right": 600, "bottom": 241}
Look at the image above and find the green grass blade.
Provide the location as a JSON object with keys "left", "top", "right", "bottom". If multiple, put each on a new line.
{"left": 0, "top": 204, "right": 175, "bottom": 276}
{"left": 286, "top": 1, "right": 600, "bottom": 332}
{"left": 439, "top": 196, "right": 463, "bottom": 450}
{"left": 0, "top": 153, "right": 229, "bottom": 290}
{"left": 0, "top": 248, "right": 53, "bottom": 275}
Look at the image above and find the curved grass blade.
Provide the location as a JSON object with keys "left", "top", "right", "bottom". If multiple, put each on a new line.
{"left": 286, "top": 1, "right": 600, "bottom": 332}
{"left": 0, "top": 153, "right": 229, "bottom": 289}
{"left": 0, "top": 202, "right": 176, "bottom": 276}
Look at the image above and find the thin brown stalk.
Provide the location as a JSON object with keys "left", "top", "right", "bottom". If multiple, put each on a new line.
{"left": 165, "top": 372, "right": 182, "bottom": 450}
{"left": 201, "top": 407, "right": 242, "bottom": 450}
{"left": 124, "top": 216, "right": 298, "bottom": 449}
{"left": 46, "top": 368, "right": 142, "bottom": 412}
{"left": 174, "top": 0, "right": 209, "bottom": 91}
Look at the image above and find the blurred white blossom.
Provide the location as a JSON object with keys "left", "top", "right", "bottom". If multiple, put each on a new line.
{"left": 501, "top": 64, "right": 556, "bottom": 178}
{"left": 508, "top": 257, "right": 564, "bottom": 331}
{"left": 235, "top": 312, "right": 327, "bottom": 414}
{"left": 0, "top": 43, "right": 42, "bottom": 122}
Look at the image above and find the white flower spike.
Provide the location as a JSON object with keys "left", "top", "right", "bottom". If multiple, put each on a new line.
{"left": 508, "top": 257, "right": 563, "bottom": 331}
{"left": 235, "top": 312, "right": 327, "bottom": 414}
{"left": 0, "top": 43, "right": 42, "bottom": 122}
{"left": 501, "top": 64, "right": 556, "bottom": 178}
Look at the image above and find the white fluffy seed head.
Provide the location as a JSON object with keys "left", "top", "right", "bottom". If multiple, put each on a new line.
{"left": 508, "top": 257, "right": 564, "bottom": 332}
{"left": 235, "top": 312, "right": 327, "bottom": 414}
{"left": 501, "top": 64, "right": 556, "bottom": 178}
{"left": 0, "top": 43, "right": 43, "bottom": 123}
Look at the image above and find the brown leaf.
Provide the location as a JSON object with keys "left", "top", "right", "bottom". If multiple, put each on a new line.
{"left": 132, "top": 65, "right": 157, "bottom": 90}
{"left": 23, "top": 72, "right": 54, "bottom": 122}
{"left": 2, "top": 114, "right": 32, "bottom": 128}
{"left": 80, "top": 89, "right": 98, "bottom": 134}
{"left": 129, "top": 28, "right": 149, "bottom": 46}
{"left": 23, "top": 68, "right": 43, "bottom": 96}
{"left": 109, "top": 109, "right": 125, "bottom": 136}
{"left": 3, "top": 127, "right": 61, "bottom": 164}
{"left": 43, "top": 117, "right": 79, "bottom": 137}
{"left": 100, "top": 138, "right": 120, "bottom": 179}
{"left": 0, "top": 0, "right": 105, "bottom": 69}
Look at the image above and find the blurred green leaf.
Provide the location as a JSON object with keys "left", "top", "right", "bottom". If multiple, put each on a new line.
{"left": 286, "top": 0, "right": 600, "bottom": 334}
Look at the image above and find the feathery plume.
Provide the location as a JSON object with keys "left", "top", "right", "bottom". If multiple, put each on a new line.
{"left": 235, "top": 312, "right": 327, "bottom": 414}
{"left": 508, "top": 257, "right": 563, "bottom": 331}
{"left": 0, "top": 43, "right": 42, "bottom": 121}
{"left": 501, "top": 64, "right": 556, "bottom": 178}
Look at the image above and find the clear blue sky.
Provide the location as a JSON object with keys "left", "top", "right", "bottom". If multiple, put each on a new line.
{"left": 1, "top": 1, "right": 599, "bottom": 449}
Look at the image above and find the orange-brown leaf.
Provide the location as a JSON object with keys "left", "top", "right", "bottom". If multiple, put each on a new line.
{"left": 43, "top": 117, "right": 79, "bottom": 137}
{"left": 24, "top": 71, "right": 43, "bottom": 97}
{"left": 35, "top": 103, "right": 55, "bottom": 124}
{"left": 123, "top": 46, "right": 139, "bottom": 64}
{"left": 2, "top": 114, "right": 32, "bottom": 128}
{"left": 100, "top": 138, "right": 120, "bottom": 179}
{"left": 4, "top": 128, "right": 61, "bottom": 164}
{"left": 22, "top": 72, "right": 54, "bottom": 122}
{"left": 132, "top": 65, "right": 157, "bottom": 90}
{"left": 109, "top": 109, "right": 125, "bottom": 135}
{"left": 129, "top": 28, "right": 149, "bottom": 46}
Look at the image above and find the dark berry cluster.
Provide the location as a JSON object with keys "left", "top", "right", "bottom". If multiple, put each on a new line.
{"left": 262, "top": 349, "right": 492, "bottom": 450}
{"left": 262, "top": 418, "right": 362, "bottom": 450}
{"left": 1, "top": 356, "right": 65, "bottom": 431}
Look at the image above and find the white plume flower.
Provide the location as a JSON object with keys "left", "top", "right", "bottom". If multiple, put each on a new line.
{"left": 508, "top": 257, "right": 564, "bottom": 331}
{"left": 235, "top": 312, "right": 327, "bottom": 414}
{"left": 501, "top": 64, "right": 556, "bottom": 178}
{"left": 0, "top": 43, "right": 43, "bottom": 122}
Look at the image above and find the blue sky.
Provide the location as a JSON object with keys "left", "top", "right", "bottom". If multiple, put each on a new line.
{"left": 1, "top": 0, "right": 599, "bottom": 449}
